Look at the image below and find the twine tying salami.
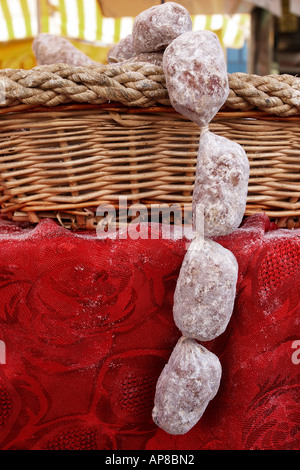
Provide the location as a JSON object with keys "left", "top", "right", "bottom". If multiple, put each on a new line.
{"left": 1, "top": 63, "right": 300, "bottom": 116}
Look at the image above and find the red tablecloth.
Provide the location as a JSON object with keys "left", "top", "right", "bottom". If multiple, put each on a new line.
{"left": 0, "top": 213, "right": 299, "bottom": 450}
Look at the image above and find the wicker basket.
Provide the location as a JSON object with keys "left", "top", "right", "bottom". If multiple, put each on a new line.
{"left": 1, "top": 63, "right": 300, "bottom": 229}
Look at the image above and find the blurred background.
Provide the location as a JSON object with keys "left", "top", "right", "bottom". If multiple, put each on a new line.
{"left": 0, "top": 0, "right": 299, "bottom": 75}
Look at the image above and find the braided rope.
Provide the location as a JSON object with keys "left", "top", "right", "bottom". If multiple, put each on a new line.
{"left": 227, "top": 73, "right": 300, "bottom": 116}
{"left": 1, "top": 64, "right": 300, "bottom": 116}
{"left": 0, "top": 63, "right": 170, "bottom": 108}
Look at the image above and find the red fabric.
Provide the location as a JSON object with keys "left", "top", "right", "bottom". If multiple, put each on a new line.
{"left": 0, "top": 213, "right": 299, "bottom": 450}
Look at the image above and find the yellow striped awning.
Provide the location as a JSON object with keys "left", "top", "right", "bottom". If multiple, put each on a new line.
{"left": 0, "top": 0, "right": 250, "bottom": 48}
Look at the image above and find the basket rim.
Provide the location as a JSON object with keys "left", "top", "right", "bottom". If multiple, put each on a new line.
{"left": 1, "top": 102, "right": 300, "bottom": 122}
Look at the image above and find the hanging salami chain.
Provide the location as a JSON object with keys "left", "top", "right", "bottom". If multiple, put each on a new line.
{"left": 149, "top": 6, "right": 249, "bottom": 435}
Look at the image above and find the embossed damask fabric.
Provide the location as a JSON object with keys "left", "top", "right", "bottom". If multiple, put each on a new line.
{"left": 0, "top": 213, "right": 299, "bottom": 450}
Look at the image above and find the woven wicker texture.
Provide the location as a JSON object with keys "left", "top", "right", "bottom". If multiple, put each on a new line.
{"left": 1, "top": 64, "right": 300, "bottom": 115}
{"left": 0, "top": 104, "right": 299, "bottom": 229}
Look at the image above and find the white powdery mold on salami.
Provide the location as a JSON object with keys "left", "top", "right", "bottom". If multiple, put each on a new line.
{"left": 192, "top": 130, "right": 250, "bottom": 238}
{"left": 132, "top": 2, "right": 192, "bottom": 54}
{"left": 152, "top": 337, "right": 222, "bottom": 435}
{"left": 163, "top": 30, "right": 229, "bottom": 127}
{"left": 32, "top": 34, "right": 97, "bottom": 66}
{"left": 107, "top": 34, "right": 136, "bottom": 63}
{"left": 173, "top": 236, "right": 238, "bottom": 341}
{"left": 126, "top": 51, "right": 164, "bottom": 67}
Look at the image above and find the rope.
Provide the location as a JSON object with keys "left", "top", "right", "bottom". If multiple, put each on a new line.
{"left": 0, "top": 63, "right": 170, "bottom": 108}
{"left": 227, "top": 73, "right": 300, "bottom": 116}
{"left": 1, "top": 63, "right": 300, "bottom": 116}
